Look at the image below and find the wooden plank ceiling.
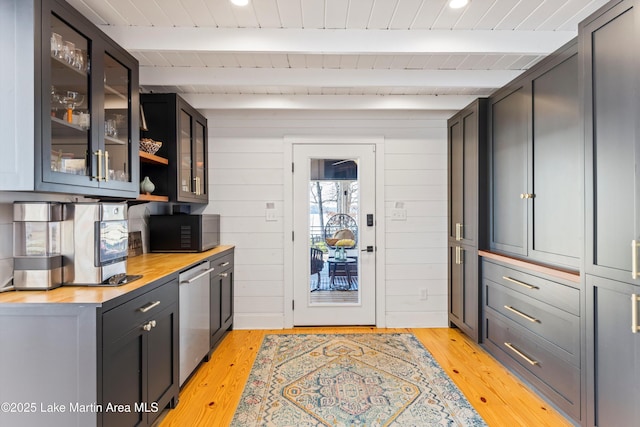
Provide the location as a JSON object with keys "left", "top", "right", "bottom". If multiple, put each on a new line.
{"left": 67, "top": 0, "right": 610, "bottom": 110}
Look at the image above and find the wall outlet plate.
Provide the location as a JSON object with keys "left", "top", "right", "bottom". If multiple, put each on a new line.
{"left": 391, "top": 208, "right": 407, "bottom": 221}
{"left": 265, "top": 210, "right": 277, "bottom": 221}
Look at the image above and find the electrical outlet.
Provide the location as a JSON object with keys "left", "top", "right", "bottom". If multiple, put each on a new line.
{"left": 420, "top": 289, "right": 428, "bottom": 300}
{"left": 265, "top": 210, "right": 277, "bottom": 221}
{"left": 391, "top": 208, "right": 407, "bottom": 221}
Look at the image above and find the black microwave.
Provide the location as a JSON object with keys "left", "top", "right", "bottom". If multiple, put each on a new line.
{"left": 149, "top": 214, "right": 220, "bottom": 252}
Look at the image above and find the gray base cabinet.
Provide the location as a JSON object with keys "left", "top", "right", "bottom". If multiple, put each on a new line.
{"left": 209, "top": 250, "right": 234, "bottom": 353}
{"left": 101, "top": 277, "right": 179, "bottom": 427}
{"left": 481, "top": 257, "right": 582, "bottom": 422}
{"left": 585, "top": 275, "right": 640, "bottom": 426}
{"left": 0, "top": 277, "right": 179, "bottom": 427}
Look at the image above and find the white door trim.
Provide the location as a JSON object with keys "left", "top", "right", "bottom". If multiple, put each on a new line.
{"left": 283, "top": 135, "right": 386, "bottom": 328}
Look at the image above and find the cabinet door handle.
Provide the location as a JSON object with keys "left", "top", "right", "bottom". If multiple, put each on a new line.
{"left": 219, "top": 272, "right": 228, "bottom": 278}
{"left": 93, "top": 149, "right": 103, "bottom": 181}
{"left": 104, "top": 150, "right": 110, "bottom": 182}
{"left": 504, "top": 305, "right": 540, "bottom": 323}
{"left": 502, "top": 276, "right": 538, "bottom": 290}
{"left": 193, "top": 177, "right": 201, "bottom": 195}
{"left": 632, "top": 240, "right": 640, "bottom": 279}
{"left": 219, "top": 261, "right": 230, "bottom": 267}
{"left": 455, "top": 223, "right": 463, "bottom": 241}
{"left": 138, "top": 301, "right": 161, "bottom": 313}
{"left": 142, "top": 322, "right": 152, "bottom": 332}
{"left": 454, "top": 246, "right": 460, "bottom": 265}
{"left": 632, "top": 294, "right": 640, "bottom": 334}
{"left": 182, "top": 267, "right": 215, "bottom": 284}
{"left": 504, "top": 342, "right": 538, "bottom": 366}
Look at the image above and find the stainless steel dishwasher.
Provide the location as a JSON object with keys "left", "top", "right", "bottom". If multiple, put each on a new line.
{"left": 178, "top": 261, "right": 213, "bottom": 386}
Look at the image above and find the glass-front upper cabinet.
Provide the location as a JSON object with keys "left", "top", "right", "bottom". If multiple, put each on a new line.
{"left": 38, "top": 0, "right": 139, "bottom": 198}
{"left": 177, "top": 100, "right": 208, "bottom": 203}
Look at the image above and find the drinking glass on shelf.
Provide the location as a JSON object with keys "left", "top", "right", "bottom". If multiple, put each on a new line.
{"left": 73, "top": 48, "right": 84, "bottom": 71}
{"left": 50, "top": 33, "right": 62, "bottom": 58}
{"left": 63, "top": 41, "right": 75, "bottom": 65}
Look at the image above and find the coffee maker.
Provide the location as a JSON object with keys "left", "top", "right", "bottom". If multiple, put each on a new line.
{"left": 62, "top": 202, "right": 130, "bottom": 285}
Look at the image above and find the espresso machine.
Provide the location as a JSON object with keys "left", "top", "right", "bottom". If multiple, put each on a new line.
{"left": 62, "top": 202, "right": 139, "bottom": 286}
{"left": 13, "top": 202, "right": 64, "bottom": 290}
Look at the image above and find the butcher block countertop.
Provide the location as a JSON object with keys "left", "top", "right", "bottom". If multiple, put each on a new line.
{"left": 0, "top": 245, "right": 234, "bottom": 305}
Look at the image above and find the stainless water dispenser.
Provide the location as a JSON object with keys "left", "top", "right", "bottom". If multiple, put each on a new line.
{"left": 13, "top": 202, "right": 64, "bottom": 290}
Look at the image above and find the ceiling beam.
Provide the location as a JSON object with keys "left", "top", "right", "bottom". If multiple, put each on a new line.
{"left": 101, "top": 27, "right": 576, "bottom": 55}
{"left": 178, "top": 94, "right": 477, "bottom": 111}
{"left": 140, "top": 67, "right": 518, "bottom": 89}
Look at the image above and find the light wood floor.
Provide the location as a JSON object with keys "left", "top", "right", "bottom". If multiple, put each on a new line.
{"left": 156, "top": 327, "right": 573, "bottom": 427}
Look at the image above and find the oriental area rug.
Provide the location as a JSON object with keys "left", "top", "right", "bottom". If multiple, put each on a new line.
{"left": 230, "top": 333, "right": 487, "bottom": 426}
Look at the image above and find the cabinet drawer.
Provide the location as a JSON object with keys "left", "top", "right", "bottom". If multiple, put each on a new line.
{"left": 484, "top": 312, "right": 580, "bottom": 419}
{"left": 485, "top": 280, "right": 580, "bottom": 364}
{"left": 482, "top": 260, "right": 579, "bottom": 315}
{"left": 103, "top": 280, "right": 178, "bottom": 344}
{"left": 210, "top": 252, "right": 233, "bottom": 273}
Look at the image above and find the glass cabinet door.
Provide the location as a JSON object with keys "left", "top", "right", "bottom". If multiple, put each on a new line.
{"left": 179, "top": 109, "right": 193, "bottom": 197}
{"left": 194, "top": 119, "right": 207, "bottom": 198}
{"left": 48, "top": 14, "right": 91, "bottom": 180}
{"left": 103, "top": 52, "right": 132, "bottom": 185}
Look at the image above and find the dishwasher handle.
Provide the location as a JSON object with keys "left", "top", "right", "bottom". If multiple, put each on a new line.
{"left": 181, "top": 267, "right": 215, "bottom": 284}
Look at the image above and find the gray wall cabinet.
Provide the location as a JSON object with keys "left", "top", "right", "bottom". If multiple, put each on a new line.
{"left": 447, "top": 99, "right": 487, "bottom": 342}
{"left": 488, "top": 40, "right": 581, "bottom": 270}
{"left": 140, "top": 93, "right": 209, "bottom": 203}
{"left": 581, "top": 1, "right": 640, "bottom": 426}
{"left": 0, "top": 0, "right": 140, "bottom": 198}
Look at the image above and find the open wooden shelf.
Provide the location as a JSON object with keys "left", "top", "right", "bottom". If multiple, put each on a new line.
{"left": 139, "top": 151, "right": 168, "bottom": 165}
{"left": 137, "top": 193, "right": 169, "bottom": 202}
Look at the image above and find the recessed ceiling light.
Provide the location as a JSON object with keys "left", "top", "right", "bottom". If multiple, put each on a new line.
{"left": 230, "top": 0, "right": 249, "bottom": 6}
{"left": 449, "top": 0, "right": 469, "bottom": 9}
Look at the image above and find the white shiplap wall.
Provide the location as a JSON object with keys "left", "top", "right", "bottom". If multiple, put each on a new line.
{"left": 202, "top": 110, "right": 450, "bottom": 329}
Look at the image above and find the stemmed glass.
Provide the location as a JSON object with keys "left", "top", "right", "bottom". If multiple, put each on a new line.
{"left": 62, "top": 91, "right": 84, "bottom": 124}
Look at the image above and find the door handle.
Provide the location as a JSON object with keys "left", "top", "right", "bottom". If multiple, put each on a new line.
{"left": 360, "top": 246, "right": 374, "bottom": 252}
{"left": 455, "top": 223, "right": 463, "bottom": 241}
{"left": 182, "top": 267, "right": 215, "bottom": 284}
{"left": 632, "top": 294, "right": 640, "bottom": 334}
{"left": 632, "top": 240, "right": 640, "bottom": 279}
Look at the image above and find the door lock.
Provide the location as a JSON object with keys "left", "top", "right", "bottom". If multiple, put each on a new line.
{"left": 361, "top": 246, "right": 374, "bottom": 252}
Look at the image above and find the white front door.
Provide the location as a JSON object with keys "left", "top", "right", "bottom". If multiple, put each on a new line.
{"left": 292, "top": 144, "right": 376, "bottom": 325}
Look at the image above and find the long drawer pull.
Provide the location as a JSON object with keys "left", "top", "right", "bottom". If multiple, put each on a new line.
{"left": 502, "top": 276, "right": 539, "bottom": 290}
{"left": 219, "top": 261, "right": 230, "bottom": 267}
{"left": 632, "top": 294, "right": 640, "bottom": 334}
{"left": 504, "top": 305, "right": 540, "bottom": 323}
{"left": 504, "top": 342, "right": 539, "bottom": 366}
{"left": 138, "top": 301, "right": 160, "bottom": 313}
{"left": 182, "top": 267, "right": 215, "bottom": 284}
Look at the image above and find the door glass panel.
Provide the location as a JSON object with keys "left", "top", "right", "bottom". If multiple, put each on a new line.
{"left": 194, "top": 121, "right": 205, "bottom": 196}
{"left": 309, "top": 159, "right": 360, "bottom": 305}
{"left": 103, "top": 53, "right": 130, "bottom": 182}
{"left": 180, "top": 110, "right": 192, "bottom": 194}
{"left": 49, "top": 14, "right": 90, "bottom": 176}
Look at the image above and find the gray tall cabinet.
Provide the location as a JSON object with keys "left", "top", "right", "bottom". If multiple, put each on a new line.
{"left": 482, "top": 39, "right": 584, "bottom": 423}
{"left": 580, "top": 0, "right": 640, "bottom": 425}
{"left": 447, "top": 43, "right": 584, "bottom": 421}
{"left": 447, "top": 99, "right": 487, "bottom": 342}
